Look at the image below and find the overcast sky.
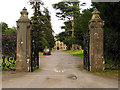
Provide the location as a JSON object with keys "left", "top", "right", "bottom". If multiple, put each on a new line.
{"left": 0, "top": 0, "right": 92, "bottom": 34}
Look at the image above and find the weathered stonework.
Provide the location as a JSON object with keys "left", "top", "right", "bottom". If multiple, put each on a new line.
{"left": 16, "top": 8, "right": 31, "bottom": 71}
{"left": 89, "top": 10, "right": 105, "bottom": 71}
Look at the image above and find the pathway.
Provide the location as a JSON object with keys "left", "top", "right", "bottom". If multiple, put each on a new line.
{"left": 2, "top": 50, "right": 118, "bottom": 88}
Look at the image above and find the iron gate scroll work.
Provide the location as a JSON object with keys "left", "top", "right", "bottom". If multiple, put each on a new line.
{"left": 31, "top": 28, "right": 39, "bottom": 72}
{"left": 2, "top": 55, "right": 16, "bottom": 71}
{"left": 83, "top": 29, "right": 90, "bottom": 71}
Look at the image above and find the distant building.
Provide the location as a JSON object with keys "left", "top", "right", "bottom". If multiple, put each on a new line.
{"left": 54, "top": 41, "right": 67, "bottom": 50}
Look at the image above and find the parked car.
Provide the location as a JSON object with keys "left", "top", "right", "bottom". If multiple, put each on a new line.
{"left": 43, "top": 49, "right": 51, "bottom": 55}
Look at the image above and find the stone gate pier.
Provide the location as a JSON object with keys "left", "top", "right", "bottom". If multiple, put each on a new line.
{"left": 89, "top": 9, "right": 105, "bottom": 71}
{"left": 16, "top": 7, "right": 31, "bottom": 71}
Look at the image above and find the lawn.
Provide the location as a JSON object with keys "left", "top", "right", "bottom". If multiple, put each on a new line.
{"left": 63, "top": 50, "right": 84, "bottom": 58}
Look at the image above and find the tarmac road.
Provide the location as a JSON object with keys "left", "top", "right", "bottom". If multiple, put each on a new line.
{"left": 2, "top": 50, "right": 118, "bottom": 88}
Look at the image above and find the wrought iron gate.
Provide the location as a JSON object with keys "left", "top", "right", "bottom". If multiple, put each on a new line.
{"left": 31, "top": 29, "right": 39, "bottom": 72}
{"left": 2, "top": 55, "right": 16, "bottom": 71}
{"left": 83, "top": 29, "right": 90, "bottom": 71}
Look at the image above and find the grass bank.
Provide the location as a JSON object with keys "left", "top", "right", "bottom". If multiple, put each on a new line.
{"left": 63, "top": 50, "right": 84, "bottom": 58}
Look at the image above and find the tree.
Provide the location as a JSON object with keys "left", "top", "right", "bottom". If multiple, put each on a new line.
{"left": 43, "top": 8, "right": 55, "bottom": 50}
{"left": 4, "top": 26, "right": 17, "bottom": 35}
{"left": 30, "top": 0, "right": 55, "bottom": 51}
{"left": 55, "top": 7, "right": 92, "bottom": 49}
{"left": 0, "top": 22, "right": 8, "bottom": 33}
{"left": 53, "top": 0, "right": 81, "bottom": 49}
{"left": 92, "top": 2, "right": 120, "bottom": 32}
{"left": 53, "top": 0, "right": 80, "bottom": 20}
{"left": 1, "top": 22, "right": 17, "bottom": 56}
{"left": 30, "top": 0, "right": 45, "bottom": 51}
{"left": 56, "top": 20, "right": 72, "bottom": 44}
{"left": 74, "top": 8, "right": 93, "bottom": 47}
{"left": 2, "top": 34, "right": 16, "bottom": 56}
{"left": 61, "top": 20, "right": 72, "bottom": 32}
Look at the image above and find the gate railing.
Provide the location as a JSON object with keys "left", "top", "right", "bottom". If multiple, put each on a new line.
{"left": 31, "top": 29, "right": 39, "bottom": 72}
{"left": 83, "top": 29, "right": 90, "bottom": 71}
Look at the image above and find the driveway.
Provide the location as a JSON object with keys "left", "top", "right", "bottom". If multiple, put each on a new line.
{"left": 2, "top": 50, "right": 118, "bottom": 88}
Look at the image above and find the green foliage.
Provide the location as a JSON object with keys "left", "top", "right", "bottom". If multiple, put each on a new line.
{"left": 104, "top": 58, "right": 119, "bottom": 70}
{"left": 39, "top": 52, "right": 43, "bottom": 56}
{"left": 66, "top": 36, "right": 76, "bottom": 45}
{"left": 53, "top": 1, "right": 80, "bottom": 20}
{"left": 92, "top": 2, "right": 120, "bottom": 32}
{"left": 2, "top": 23, "right": 17, "bottom": 56}
{"left": 30, "top": 1, "right": 55, "bottom": 51}
{"left": 0, "top": 22, "right": 8, "bottom": 33}
{"left": 61, "top": 21, "right": 72, "bottom": 31}
{"left": 74, "top": 8, "right": 92, "bottom": 47}
{"left": 53, "top": 1, "right": 81, "bottom": 48}
{"left": 45, "top": 46, "right": 48, "bottom": 49}
{"left": 39, "top": 36, "right": 50, "bottom": 51}
{"left": 4, "top": 26, "right": 17, "bottom": 35}
{"left": 56, "top": 8, "right": 92, "bottom": 48}
{"left": 2, "top": 34, "right": 16, "bottom": 56}
{"left": 43, "top": 8, "right": 55, "bottom": 49}
{"left": 0, "top": 22, "right": 17, "bottom": 35}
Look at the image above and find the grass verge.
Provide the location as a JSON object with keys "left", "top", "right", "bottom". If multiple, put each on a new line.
{"left": 78, "top": 65, "right": 118, "bottom": 79}
{"left": 64, "top": 50, "right": 119, "bottom": 79}
{"left": 63, "top": 50, "right": 84, "bottom": 58}
{"left": 91, "top": 70, "right": 118, "bottom": 79}
{"left": 39, "top": 52, "right": 43, "bottom": 56}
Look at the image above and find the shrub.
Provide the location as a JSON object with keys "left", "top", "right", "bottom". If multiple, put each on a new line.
{"left": 2, "top": 34, "right": 16, "bottom": 56}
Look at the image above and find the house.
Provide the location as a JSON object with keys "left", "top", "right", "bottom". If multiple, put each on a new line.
{"left": 54, "top": 41, "right": 67, "bottom": 50}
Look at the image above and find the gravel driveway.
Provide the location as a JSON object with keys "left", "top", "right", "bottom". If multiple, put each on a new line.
{"left": 2, "top": 50, "right": 118, "bottom": 88}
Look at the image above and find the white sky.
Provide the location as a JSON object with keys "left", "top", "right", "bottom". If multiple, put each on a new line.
{"left": 0, "top": 0, "right": 92, "bottom": 34}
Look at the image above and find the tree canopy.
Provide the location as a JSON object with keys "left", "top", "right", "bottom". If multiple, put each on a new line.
{"left": 1, "top": 22, "right": 17, "bottom": 56}
{"left": 53, "top": 1, "right": 80, "bottom": 20}
{"left": 53, "top": 0, "right": 88, "bottom": 48}
{"left": 53, "top": 1, "right": 120, "bottom": 67}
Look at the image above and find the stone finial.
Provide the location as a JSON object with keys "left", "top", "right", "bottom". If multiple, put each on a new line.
{"left": 91, "top": 9, "right": 101, "bottom": 20}
{"left": 89, "top": 9, "right": 104, "bottom": 27}
{"left": 23, "top": 7, "right": 27, "bottom": 11}
{"left": 19, "top": 7, "right": 29, "bottom": 20}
